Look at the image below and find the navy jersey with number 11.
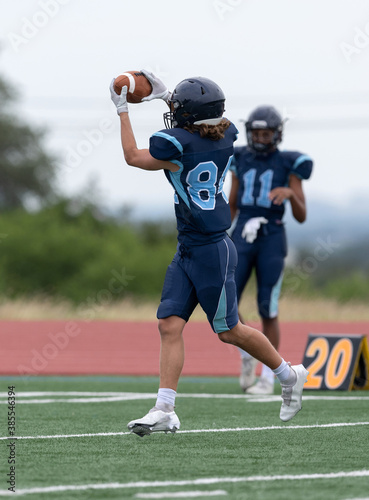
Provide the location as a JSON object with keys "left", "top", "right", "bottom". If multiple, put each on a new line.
{"left": 149, "top": 123, "right": 239, "bottom": 246}
{"left": 231, "top": 147, "right": 313, "bottom": 222}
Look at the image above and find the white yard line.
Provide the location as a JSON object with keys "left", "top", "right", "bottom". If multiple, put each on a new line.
{"left": 135, "top": 491, "right": 228, "bottom": 498}
{"left": 0, "top": 397, "right": 150, "bottom": 404}
{"left": 0, "top": 421, "right": 368, "bottom": 441}
{"left": 0, "top": 470, "right": 368, "bottom": 496}
{"left": 1, "top": 391, "right": 369, "bottom": 404}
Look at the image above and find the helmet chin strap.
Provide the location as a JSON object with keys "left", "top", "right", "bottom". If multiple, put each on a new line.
{"left": 193, "top": 117, "right": 223, "bottom": 125}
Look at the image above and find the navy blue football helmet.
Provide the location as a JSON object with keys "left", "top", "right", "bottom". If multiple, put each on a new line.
{"left": 164, "top": 77, "right": 225, "bottom": 129}
{"left": 246, "top": 105, "right": 283, "bottom": 153}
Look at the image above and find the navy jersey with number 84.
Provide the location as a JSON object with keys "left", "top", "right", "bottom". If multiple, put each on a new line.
{"left": 150, "top": 124, "right": 239, "bottom": 246}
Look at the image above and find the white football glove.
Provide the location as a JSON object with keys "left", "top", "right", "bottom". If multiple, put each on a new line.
{"left": 241, "top": 217, "right": 268, "bottom": 243}
{"left": 140, "top": 69, "right": 171, "bottom": 103}
{"left": 109, "top": 78, "right": 128, "bottom": 115}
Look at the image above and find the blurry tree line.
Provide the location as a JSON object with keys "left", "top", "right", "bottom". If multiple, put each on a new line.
{"left": 0, "top": 71, "right": 177, "bottom": 303}
{"left": 0, "top": 72, "right": 368, "bottom": 305}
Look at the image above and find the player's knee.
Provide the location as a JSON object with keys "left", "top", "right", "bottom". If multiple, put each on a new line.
{"left": 158, "top": 317, "right": 173, "bottom": 337}
{"left": 158, "top": 316, "right": 185, "bottom": 338}
{"left": 218, "top": 330, "right": 236, "bottom": 345}
{"left": 218, "top": 331, "right": 230, "bottom": 344}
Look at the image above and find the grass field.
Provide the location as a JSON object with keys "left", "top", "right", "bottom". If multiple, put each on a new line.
{"left": 1, "top": 376, "right": 368, "bottom": 499}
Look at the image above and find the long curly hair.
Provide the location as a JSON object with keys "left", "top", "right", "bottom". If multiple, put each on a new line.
{"left": 184, "top": 118, "right": 231, "bottom": 141}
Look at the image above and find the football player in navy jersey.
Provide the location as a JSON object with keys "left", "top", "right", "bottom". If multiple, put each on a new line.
{"left": 229, "top": 105, "right": 313, "bottom": 395}
{"left": 110, "top": 74, "right": 309, "bottom": 436}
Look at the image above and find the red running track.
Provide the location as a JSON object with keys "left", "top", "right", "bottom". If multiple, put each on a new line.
{"left": 2, "top": 321, "right": 369, "bottom": 376}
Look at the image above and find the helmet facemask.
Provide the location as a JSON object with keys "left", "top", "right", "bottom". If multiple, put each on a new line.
{"left": 245, "top": 106, "right": 284, "bottom": 154}
{"left": 246, "top": 125, "right": 283, "bottom": 154}
{"left": 163, "top": 100, "right": 183, "bottom": 129}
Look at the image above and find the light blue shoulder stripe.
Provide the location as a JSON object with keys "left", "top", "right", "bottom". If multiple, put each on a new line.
{"left": 152, "top": 131, "right": 184, "bottom": 154}
{"left": 168, "top": 161, "right": 190, "bottom": 209}
{"left": 292, "top": 154, "right": 312, "bottom": 170}
{"left": 229, "top": 154, "right": 237, "bottom": 175}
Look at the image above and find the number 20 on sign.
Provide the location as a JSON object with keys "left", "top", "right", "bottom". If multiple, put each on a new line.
{"left": 302, "top": 334, "right": 369, "bottom": 391}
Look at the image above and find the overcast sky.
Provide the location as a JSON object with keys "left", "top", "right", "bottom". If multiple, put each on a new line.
{"left": 1, "top": 0, "right": 369, "bottom": 219}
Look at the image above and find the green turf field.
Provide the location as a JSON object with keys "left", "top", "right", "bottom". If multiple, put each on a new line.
{"left": 1, "top": 376, "right": 368, "bottom": 499}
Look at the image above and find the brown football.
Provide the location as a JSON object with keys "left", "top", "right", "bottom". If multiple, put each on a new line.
{"left": 113, "top": 71, "right": 152, "bottom": 103}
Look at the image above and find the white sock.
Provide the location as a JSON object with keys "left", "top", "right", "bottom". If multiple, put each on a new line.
{"left": 156, "top": 388, "right": 176, "bottom": 411}
{"left": 239, "top": 348, "right": 253, "bottom": 360}
{"left": 260, "top": 364, "right": 275, "bottom": 384}
{"left": 273, "top": 360, "right": 296, "bottom": 385}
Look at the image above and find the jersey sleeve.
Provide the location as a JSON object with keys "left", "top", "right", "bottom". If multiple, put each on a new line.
{"left": 229, "top": 146, "right": 241, "bottom": 176}
{"left": 149, "top": 131, "right": 183, "bottom": 162}
{"left": 228, "top": 121, "right": 239, "bottom": 142}
{"left": 225, "top": 121, "right": 239, "bottom": 173}
{"left": 285, "top": 151, "right": 313, "bottom": 180}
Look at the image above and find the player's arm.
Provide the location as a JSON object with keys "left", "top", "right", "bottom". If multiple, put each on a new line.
{"left": 268, "top": 175, "right": 306, "bottom": 223}
{"left": 119, "top": 113, "right": 179, "bottom": 172}
{"left": 228, "top": 172, "right": 239, "bottom": 220}
{"left": 288, "top": 174, "right": 306, "bottom": 223}
{"left": 110, "top": 79, "right": 178, "bottom": 172}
